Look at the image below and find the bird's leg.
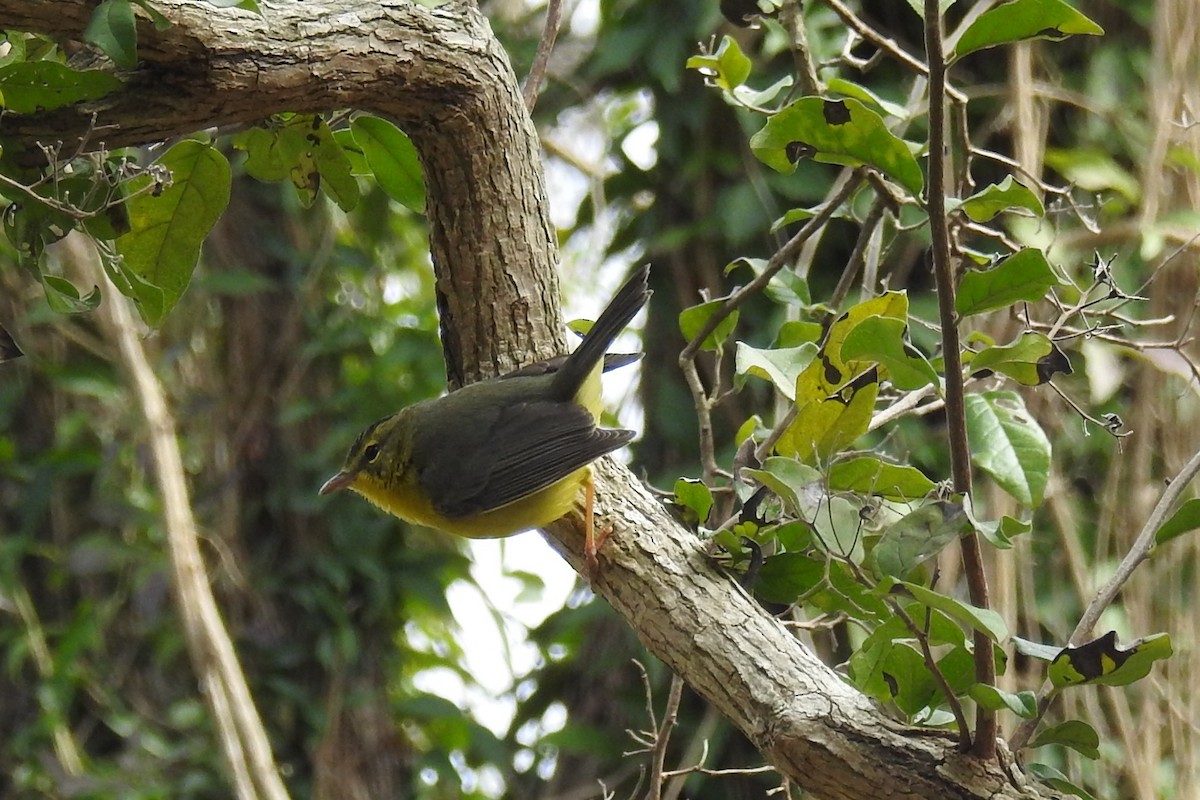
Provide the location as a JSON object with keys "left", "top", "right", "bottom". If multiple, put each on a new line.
{"left": 583, "top": 474, "right": 613, "bottom": 580}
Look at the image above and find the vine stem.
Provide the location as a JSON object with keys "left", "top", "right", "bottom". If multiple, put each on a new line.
{"left": 923, "top": 0, "right": 996, "bottom": 758}
{"left": 95, "top": 250, "right": 291, "bottom": 800}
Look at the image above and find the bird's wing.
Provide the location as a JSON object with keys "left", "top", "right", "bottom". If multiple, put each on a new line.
{"left": 422, "top": 400, "right": 633, "bottom": 518}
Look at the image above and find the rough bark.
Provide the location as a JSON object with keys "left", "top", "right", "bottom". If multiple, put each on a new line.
{"left": 3, "top": 1, "right": 1063, "bottom": 797}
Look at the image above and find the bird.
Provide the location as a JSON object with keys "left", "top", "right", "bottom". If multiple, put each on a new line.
{"left": 319, "top": 266, "right": 651, "bottom": 572}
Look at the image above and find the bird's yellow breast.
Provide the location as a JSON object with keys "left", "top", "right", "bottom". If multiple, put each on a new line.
{"left": 351, "top": 466, "right": 590, "bottom": 538}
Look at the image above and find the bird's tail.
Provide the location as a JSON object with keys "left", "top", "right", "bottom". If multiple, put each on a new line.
{"left": 551, "top": 265, "right": 651, "bottom": 401}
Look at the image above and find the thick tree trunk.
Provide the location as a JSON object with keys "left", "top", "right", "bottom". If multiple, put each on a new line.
{"left": 4, "top": 1, "right": 1061, "bottom": 797}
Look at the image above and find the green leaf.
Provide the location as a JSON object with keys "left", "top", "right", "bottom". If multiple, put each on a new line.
{"left": 1027, "top": 763, "right": 1097, "bottom": 800}
{"left": 825, "top": 77, "right": 908, "bottom": 119}
{"left": 956, "top": 249, "right": 1062, "bottom": 318}
{"left": 734, "top": 342, "right": 818, "bottom": 400}
{"left": 750, "top": 97, "right": 924, "bottom": 196}
{"left": 969, "top": 683, "right": 1036, "bottom": 718}
{"left": 758, "top": 554, "right": 889, "bottom": 618}
{"left": 1031, "top": 720, "right": 1101, "bottom": 759}
{"left": 350, "top": 115, "right": 427, "bottom": 213}
{"left": 840, "top": 315, "right": 939, "bottom": 390}
{"left": 827, "top": 456, "right": 936, "bottom": 501}
{"left": 84, "top": 0, "right": 138, "bottom": 68}
{"left": 1045, "top": 148, "right": 1140, "bottom": 204}
{"left": 130, "top": 0, "right": 173, "bottom": 29}
{"left": 959, "top": 176, "right": 1045, "bottom": 222}
{"left": 777, "top": 369, "right": 878, "bottom": 462}
{"left": 968, "top": 331, "right": 1073, "bottom": 386}
{"left": 1048, "top": 631, "right": 1172, "bottom": 688}
{"left": 810, "top": 494, "right": 868, "bottom": 560}
{"left": 893, "top": 579, "right": 1008, "bottom": 642}
{"left": 232, "top": 122, "right": 311, "bottom": 182}
{"left": 731, "top": 74, "right": 794, "bottom": 108}
{"left": 952, "top": 0, "right": 1104, "bottom": 61}
{"left": 0, "top": 62, "right": 123, "bottom": 114}
{"left": 1153, "top": 497, "right": 1200, "bottom": 546}
{"left": 976, "top": 514, "right": 1032, "bottom": 549}
{"left": 41, "top": 275, "right": 101, "bottom": 314}
{"left": 685, "top": 35, "right": 751, "bottom": 91}
{"left": 774, "top": 320, "right": 823, "bottom": 348}
{"left": 116, "top": 140, "right": 231, "bottom": 326}
{"left": 301, "top": 116, "right": 359, "bottom": 212}
{"left": 770, "top": 207, "right": 816, "bottom": 232}
{"left": 872, "top": 501, "right": 972, "bottom": 578}
{"left": 728, "top": 257, "right": 812, "bottom": 305}
{"left": 904, "top": 0, "right": 956, "bottom": 19}
{"left": 1012, "top": 636, "right": 1064, "bottom": 662}
{"left": 742, "top": 457, "right": 822, "bottom": 517}
{"left": 673, "top": 478, "right": 713, "bottom": 526}
{"left": 756, "top": 552, "right": 824, "bottom": 605}
{"left": 881, "top": 643, "right": 938, "bottom": 717}
{"left": 965, "top": 391, "right": 1051, "bottom": 507}
{"left": 679, "top": 300, "right": 738, "bottom": 350}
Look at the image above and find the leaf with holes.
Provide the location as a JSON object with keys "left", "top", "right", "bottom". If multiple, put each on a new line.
{"left": 777, "top": 369, "right": 878, "bottom": 463}
{"left": 750, "top": 97, "right": 923, "bottom": 196}
{"left": 968, "top": 331, "right": 1073, "bottom": 386}
{"left": 1049, "top": 631, "right": 1172, "bottom": 689}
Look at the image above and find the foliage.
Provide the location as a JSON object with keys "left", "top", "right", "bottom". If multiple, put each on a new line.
{"left": 3, "top": 0, "right": 1200, "bottom": 798}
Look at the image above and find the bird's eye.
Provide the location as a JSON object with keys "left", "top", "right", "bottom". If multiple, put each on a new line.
{"left": 364, "top": 443, "right": 381, "bottom": 462}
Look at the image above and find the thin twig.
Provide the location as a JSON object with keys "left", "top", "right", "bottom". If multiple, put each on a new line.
{"left": 821, "top": 0, "right": 967, "bottom": 104}
{"left": 522, "top": 0, "right": 564, "bottom": 111}
{"left": 644, "top": 674, "right": 685, "bottom": 800}
{"left": 680, "top": 169, "right": 865, "bottom": 363}
{"left": 679, "top": 168, "right": 866, "bottom": 483}
{"left": 1009, "top": 446, "right": 1200, "bottom": 752}
{"left": 844, "top": 560, "right": 973, "bottom": 741}
{"left": 778, "top": 0, "right": 822, "bottom": 96}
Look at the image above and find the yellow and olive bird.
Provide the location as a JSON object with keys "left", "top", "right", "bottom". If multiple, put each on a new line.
{"left": 319, "top": 266, "right": 651, "bottom": 569}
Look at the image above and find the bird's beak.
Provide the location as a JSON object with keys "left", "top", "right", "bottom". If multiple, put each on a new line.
{"left": 319, "top": 471, "right": 356, "bottom": 495}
